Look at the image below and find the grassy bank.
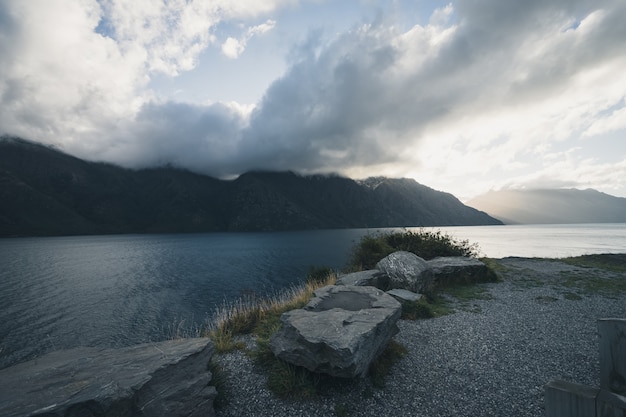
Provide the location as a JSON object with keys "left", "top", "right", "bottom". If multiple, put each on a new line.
{"left": 207, "top": 229, "right": 497, "bottom": 401}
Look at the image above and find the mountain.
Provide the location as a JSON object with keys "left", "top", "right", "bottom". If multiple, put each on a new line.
{"left": 467, "top": 188, "right": 626, "bottom": 224}
{"left": 0, "top": 136, "right": 501, "bottom": 236}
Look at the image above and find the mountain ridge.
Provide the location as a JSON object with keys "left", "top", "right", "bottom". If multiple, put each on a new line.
{"left": 0, "top": 136, "right": 501, "bottom": 236}
{"left": 467, "top": 188, "right": 626, "bottom": 224}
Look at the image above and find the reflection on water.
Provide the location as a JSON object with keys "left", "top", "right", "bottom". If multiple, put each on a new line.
{"left": 421, "top": 223, "right": 626, "bottom": 258}
{"left": 1, "top": 224, "right": 625, "bottom": 368}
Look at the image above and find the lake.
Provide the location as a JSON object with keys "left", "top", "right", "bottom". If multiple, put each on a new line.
{"left": 1, "top": 223, "right": 625, "bottom": 368}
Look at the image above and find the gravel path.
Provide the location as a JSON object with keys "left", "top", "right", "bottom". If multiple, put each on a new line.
{"left": 214, "top": 257, "right": 626, "bottom": 417}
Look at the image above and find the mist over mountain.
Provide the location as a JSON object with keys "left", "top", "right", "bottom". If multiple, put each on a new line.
{"left": 0, "top": 136, "right": 500, "bottom": 236}
{"left": 467, "top": 188, "right": 626, "bottom": 224}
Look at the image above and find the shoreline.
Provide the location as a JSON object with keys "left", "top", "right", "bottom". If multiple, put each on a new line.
{"left": 213, "top": 256, "right": 626, "bottom": 417}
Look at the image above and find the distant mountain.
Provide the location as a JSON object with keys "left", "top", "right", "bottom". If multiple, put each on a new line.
{"left": 0, "top": 136, "right": 501, "bottom": 236}
{"left": 467, "top": 188, "right": 626, "bottom": 224}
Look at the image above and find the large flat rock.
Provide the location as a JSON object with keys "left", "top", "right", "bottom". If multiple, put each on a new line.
{"left": 270, "top": 285, "right": 401, "bottom": 378}
{"left": 0, "top": 338, "right": 216, "bottom": 417}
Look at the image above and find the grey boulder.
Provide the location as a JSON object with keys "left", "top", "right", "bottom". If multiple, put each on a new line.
{"left": 376, "top": 251, "right": 434, "bottom": 293}
{"left": 0, "top": 338, "right": 216, "bottom": 417}
{"left": 427, "top": 256, "right": 494, "bottom": 286}
{"left": 270, "top": 285, "right": 401, "bottom": 378}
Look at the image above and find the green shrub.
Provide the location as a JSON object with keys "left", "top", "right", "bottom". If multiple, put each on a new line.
{"left": 348, "top": 229, "right": 480, "bottom": 270}
{"left": 348, "top": 235, "right": 395, "bottom": 270}
{"left": 306, "top": 265, "right": 335, "bottom": 285}
{"left": 267, "top": 360, "right": 319, "bottom": 398}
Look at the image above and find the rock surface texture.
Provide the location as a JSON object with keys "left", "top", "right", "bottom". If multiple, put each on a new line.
{"left": 427, "top": 256, "right": 494, "bottom": 287}
{"left": 270, "top": 285, "right": 401, "bottom": 378}
{"left": 376, "top": 251, "right": 434, "bottom": 293}
{"left": 0, "top": 338, "right": 216, "bottom": 417}
{"left": 335, "top": 270, "right": 388, "bottom": 288}
{"left": 386, "top": 288, "right": 423, "bottom": 303}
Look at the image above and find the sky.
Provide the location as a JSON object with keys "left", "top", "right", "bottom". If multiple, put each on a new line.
{"left": 1, "top": 0, "right": 625, "bottom": 201}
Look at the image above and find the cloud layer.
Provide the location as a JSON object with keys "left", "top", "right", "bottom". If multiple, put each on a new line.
{"left": 1, "top": 0, "right": 625, "bottom": 198}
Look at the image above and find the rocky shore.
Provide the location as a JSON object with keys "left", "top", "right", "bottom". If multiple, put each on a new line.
{"left": 214, "top": 257, "right": 626, "bottom": 417}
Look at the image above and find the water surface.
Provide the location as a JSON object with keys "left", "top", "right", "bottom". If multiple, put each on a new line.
{"left": 1, "top": 224, "right": 625, "bottom": 368}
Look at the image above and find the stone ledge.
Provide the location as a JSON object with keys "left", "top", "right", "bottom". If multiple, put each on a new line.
{"left": 0, "top": 338, "right": 215, "bottom": 417}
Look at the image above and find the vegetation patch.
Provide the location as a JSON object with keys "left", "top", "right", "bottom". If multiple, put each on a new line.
{"left": 368, "top": 340, "right": 408, "bottom": 388}
{"left": 557, "top": 272, "right": 626, "bottom": 296}
{"left": 443, "top": 283, "right": 494, "bottom": 303}
{"left": 334, "top": 403, "right": 350, "bottom": 417}
{"left": 562, "top": 292, "right": 583, "bottom": 301}
{"left": 208, "top": 359, "right": 229, "bottom": 409}
{"left": 535, "top": 295, "right": 559, "bottom": 303}
{"left": 266, "top": 360, "right": 319, "bottom": 399}
{"left": 480, "top": 258, "right": 507, "bottom": 275}
{"left": 348, "top": 229, "right": 481, "bottom": 270}
{"left": 510, "top": 276, "right": 547, "bottom": 289}
{"left": 560, "top": 254, "right": 626, "bottom": 273}
{"left": 402, "top": 294, "right": 455, "bottom": 319}
{"left": 399, "top": 283, "right": 494, "bottom": 320}
{"left": 208, "top": 272, "right": 337, "bottom": 352}
{"left": 401, "top": 299, "right": 435, "bottom": 320}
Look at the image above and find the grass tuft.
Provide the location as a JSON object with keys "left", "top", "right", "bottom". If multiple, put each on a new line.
{"left": 401, "top": 299, "right": 435, "bottom": 320}
{"left": 267, "top": 360, "right": 319, "bottom": 398}
{"left": 208, "top": 271, "right": 337, "bottom": 352}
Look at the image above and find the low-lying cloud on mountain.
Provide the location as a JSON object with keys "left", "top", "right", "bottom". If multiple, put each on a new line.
{"left": 1, "top": 0, "right": 625, "bottom": 199}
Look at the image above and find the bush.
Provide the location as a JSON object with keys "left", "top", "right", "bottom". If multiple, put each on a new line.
{"left": 306, "top": 265, "right": 335, "bottom": 286}
{"left": 348, "top": 229, "right": 480, "bottom": 270}
{"left": 401, "top": 300, "right": 434, "bottom": 320}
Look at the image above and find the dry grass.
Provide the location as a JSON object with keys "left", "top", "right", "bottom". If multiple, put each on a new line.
{"left": 208, "top": 272, "right": 337, "bottom": 353}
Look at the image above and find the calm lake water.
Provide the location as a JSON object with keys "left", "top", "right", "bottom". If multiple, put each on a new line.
{"left": 1, "top": 223, "right": 625, "bottom": 368}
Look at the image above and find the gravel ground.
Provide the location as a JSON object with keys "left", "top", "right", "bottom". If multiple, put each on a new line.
{"left": 214, "top": 257, "right": 626, "bottom": 417}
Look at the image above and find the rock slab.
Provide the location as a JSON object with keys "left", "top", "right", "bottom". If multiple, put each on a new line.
{"left": 386, "top": 288, "right": 422, "bottom": 303}
{"left": 335, "top": 270, "right": 388, "bottom": 288}
{"left": 376, "top": 251, "right": 434, "bottom": 293}
{"left": 0, "top": 338, "right": 216, "bottom": 417}
{"left": 427, "top": 256, "right": 494, "bottom": 287}
{"left": 270, "top": 285, "right": 401, "bottom": 378}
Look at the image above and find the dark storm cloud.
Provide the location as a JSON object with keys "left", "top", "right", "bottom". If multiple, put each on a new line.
{"left": 107, "top": 101, "right": 247, "bottom": 175}
{"left": 2, "top": 0, "right": 624, "bottom": 184}
{"left": 100, "top": 0, "right": 626, "bottom": 179}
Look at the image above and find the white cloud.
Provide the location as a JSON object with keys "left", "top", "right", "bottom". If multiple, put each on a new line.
{"left": 1, "top": 0, "right": 626, "bottom": 199}
{"left": 0, "top": 0, "right": 145, "bottom": 152}
{"left": 221, "top": 20, "right": 276, "bottom": 59}
{"left": 0, "top": 0, "right": 284, "bottom": 156}
{"left": 101, "top": 1, "right": 283, "bottom": 74}
{"left": 583, "top": 100, "right": 626, "bottom": 137}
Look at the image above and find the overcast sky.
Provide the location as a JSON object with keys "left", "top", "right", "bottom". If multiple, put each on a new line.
{"left": 1, "top": 0, "right": 625, "bottom": 200}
